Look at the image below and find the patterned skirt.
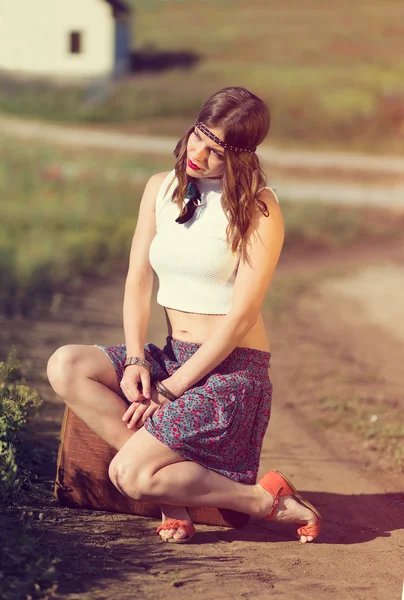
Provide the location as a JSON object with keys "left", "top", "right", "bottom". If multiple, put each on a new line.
{"left": 95, "top": 336, "right": 272, "bottom": 484}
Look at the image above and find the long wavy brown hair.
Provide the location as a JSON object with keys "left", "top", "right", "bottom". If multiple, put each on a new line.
{"left": 167, "top": 87, "right": 271, "bottom": 253}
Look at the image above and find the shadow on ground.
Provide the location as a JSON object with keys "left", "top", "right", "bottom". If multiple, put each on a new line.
{"left": 130, "top": 48, "right": 200, "bottom": 72}
{"left": 9, "top": 477, "right": 403, "bottom": 598}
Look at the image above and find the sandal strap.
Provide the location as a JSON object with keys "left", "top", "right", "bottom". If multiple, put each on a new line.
{"left": 155, "top": 519, "right": 195, "bottom": 538}
{"left": 258, "top": 471, "right": 295, "bottom": 521}
{"left": 265, "top": 485, "right": 284, "bottom": 520}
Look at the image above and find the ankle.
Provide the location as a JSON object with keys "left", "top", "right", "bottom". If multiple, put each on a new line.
{"left": 254, "top": 484, "right": 274, "bottom": 519}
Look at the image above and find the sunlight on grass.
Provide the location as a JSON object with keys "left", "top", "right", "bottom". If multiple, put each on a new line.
{"left": 1, "top": 137, "right": 403, "bottom": 316}
{"left": 0, "top": 139, "right": 170, "bottom": 315}
{"left": 0, "top": 0, "right": 404, "bottom": 152}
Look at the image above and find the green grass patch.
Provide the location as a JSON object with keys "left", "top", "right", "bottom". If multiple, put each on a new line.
{"left": 0, "top": 348, "right": 43, "bottom": 502}
{"left": 1, "top": 137, "right": 403, "bottom": 317}
{"left": 0, "top": 138, "right": 170, "bottom": 316}
{"left": 1, "top": 0, "right": 404, "bottom": 152}
{"left": 282, "top": 200, "right": 404, "bottom": 250}
{"left": 0, "top": 350, "right": 58, "bottom": 599}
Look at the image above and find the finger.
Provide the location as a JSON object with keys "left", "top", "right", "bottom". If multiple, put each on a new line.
{"left": 127, "top": 403, "right": 148, "bottom": 429}
{"left": 130, "top": 382, "right": 144, "bottom": 402}
{"left": 128, "top": 411, "right": 144, "bottom": 430}
{"left": 122, "top": 398, "right": 144, "bottom": 421}
{"left": 122, "top": 402, "right": 138, "bottom": 422}
{"left": 121, "top": 379, "right": 142, "bottom": 403}
{"left": 120, "top": 384, "right": 132, "bottom": 403}
{"left": 140, "top": 371, "right": 151, "bottom": 399}
{"left": 120, "top": 385, "right": 138, "bottom": 405}
{"left": 141, "top": 405, "right": 158, "bottom": 424}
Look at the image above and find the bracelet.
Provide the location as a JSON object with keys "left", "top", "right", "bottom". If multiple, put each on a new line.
{"left": 154, "top": 380, "right": 178, "bottom": 402}
{"left": 124, "top": 356, "right": 152, "bottom": 372}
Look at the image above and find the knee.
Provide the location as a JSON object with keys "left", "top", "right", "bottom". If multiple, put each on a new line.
{"left": 108, "top": 457, "right": 151, "bottom": 501}
{"left": 47, "top": 345, "right": 84, "bottom": 398}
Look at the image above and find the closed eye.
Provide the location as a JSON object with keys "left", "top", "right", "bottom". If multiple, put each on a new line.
{"left": 194, "top": 129, "right": 224, "bottom": 159}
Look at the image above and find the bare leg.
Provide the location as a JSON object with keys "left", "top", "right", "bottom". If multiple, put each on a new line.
{"left": 47, "top": 344, "right": 191, "bottom": 540}
{"left": 47, "top": 345, "right": 135, "bottom": 449}
{"left": 109, "top": 428, "right": 319, "bottom": 543}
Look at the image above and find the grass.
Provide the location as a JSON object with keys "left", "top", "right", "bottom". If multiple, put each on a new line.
{"left": 0, "top": 350, "right": 58, "bottom": 600}
{"left": 0, "top": 348, "right": 43, "bottom": 502}
{"left": 0, "top": 138, "right": 170, "bottom": 316}
{"left": 281, "top": 200, "right": 404, "bottom": 250}
{"left": 1, "top": 136, "right": 404, "bottom": 317}
{"left": 316, "top": 393, "right": 404, "bottom": 468}
{"left": 1, "top": 0, "right": 404, "bottom": 152}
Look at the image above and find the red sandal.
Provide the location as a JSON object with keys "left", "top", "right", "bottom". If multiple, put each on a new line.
{"left": 155, "top": 519, "right": 196, "bottom": 544}
{"left": 258, "top": 470, "right": 321, "bottom": 542}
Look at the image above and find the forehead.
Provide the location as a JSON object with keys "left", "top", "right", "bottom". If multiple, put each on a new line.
{"left": 195, "top": 124, "right": 225, "bottom": 152}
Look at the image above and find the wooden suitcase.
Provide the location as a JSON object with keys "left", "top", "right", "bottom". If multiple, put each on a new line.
{"left": 54, "top": 407, "right": 250, "bottom": 528}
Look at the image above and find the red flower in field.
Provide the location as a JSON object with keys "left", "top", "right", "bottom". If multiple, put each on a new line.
{"left": 42, "top": 165, "right": 64, "bottom": 182}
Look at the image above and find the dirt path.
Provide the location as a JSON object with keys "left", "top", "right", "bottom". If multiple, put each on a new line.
{"left": 1, "top": 114, "right": 404, "bottom": 207}
{"left": 2, "top": 242, "right": 404, "bottom": 600}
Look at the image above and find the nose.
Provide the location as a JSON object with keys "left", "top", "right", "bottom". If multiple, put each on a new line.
{"left": 192, "top": 141, "right": 208, "bottom": 163}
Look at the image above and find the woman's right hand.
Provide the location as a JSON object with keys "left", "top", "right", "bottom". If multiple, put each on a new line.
{"left": 119, "top": 365, "right": 151, "bottom": 404}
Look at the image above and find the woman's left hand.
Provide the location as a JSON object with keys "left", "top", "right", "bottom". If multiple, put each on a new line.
{"left": 122, "top": 385, "right": 169, "bottom": 430}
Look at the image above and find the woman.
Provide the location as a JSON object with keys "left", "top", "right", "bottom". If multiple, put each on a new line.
{"left": 47, "top": 87, "right": 321, "bottom": 544}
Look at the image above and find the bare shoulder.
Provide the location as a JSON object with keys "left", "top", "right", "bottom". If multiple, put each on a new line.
{"left": 145, "top": 171, "right": 172, "bottom": 193}
{"left": 252, "top": 187, "right": 283, "bottom": 228}
{"left": 256, "top": 186, "right": 281, "bottom": 210}
{"left": 139, "top": 171, "right": 172, "bottom": 213}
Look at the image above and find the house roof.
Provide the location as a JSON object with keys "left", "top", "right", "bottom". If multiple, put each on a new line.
{"left": 104, "top": 0, "right": 131, "bottom": 16}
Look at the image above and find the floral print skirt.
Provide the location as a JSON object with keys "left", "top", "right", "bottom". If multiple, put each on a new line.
{"left": 95, "top": 336, "right": 272, "bottom": 484}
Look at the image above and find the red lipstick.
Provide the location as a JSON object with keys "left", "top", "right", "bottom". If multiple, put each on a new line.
{"left": 188, "top": 158, "right": 201, "bottom": 171}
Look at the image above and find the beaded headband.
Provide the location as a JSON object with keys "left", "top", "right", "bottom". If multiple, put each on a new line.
{"left": 194, "top": 121, "right": 256, "bottom": 153}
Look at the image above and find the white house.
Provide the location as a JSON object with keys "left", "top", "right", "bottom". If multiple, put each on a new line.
{"left": 0, "top": 0, "right": 132, "bottom": 79}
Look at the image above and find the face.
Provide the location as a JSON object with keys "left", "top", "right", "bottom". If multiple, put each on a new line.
{"left": 186, "top": 124, "right": 226, "bottom": 179}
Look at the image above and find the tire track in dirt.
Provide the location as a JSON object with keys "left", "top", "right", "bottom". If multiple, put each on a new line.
{"left": 2, "top": 244, "right": 404, "bottom": 599}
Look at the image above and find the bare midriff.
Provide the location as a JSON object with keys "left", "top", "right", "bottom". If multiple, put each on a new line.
{"left": 164, "top": 308, "right": 271, "bottom": 352}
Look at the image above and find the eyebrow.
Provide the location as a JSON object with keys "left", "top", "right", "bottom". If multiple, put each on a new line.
{"left": 195, "top": 127, "right": 225, "bottom": 154}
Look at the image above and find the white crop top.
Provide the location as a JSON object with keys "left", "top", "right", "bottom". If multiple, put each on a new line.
{"left": 148, "top": 170, "right": 278, "bottom": 315}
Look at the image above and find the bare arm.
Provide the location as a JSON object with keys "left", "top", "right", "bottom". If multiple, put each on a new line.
{"left": 163, "top": 190, "right": 285, "bottom": 397}
{"left": 120, "top": 171, "right": 169, "bottom": 403}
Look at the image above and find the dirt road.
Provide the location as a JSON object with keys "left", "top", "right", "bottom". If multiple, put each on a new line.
{"left": 1, "top": 114, "right": 404, "bottom": 207}
{"left": 3, "top": 240, "right": 403, "bottom": 599}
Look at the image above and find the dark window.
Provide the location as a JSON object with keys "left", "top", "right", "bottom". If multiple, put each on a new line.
{"left": 69, "top": 32, "right": 82, "bottom": 54}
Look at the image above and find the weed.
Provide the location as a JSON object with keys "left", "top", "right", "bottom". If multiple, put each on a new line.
{"left": 0, "top": 348, "right": 43, "bottom": 502}
{"left": 0, "top": 351, "right": 58, "bottom": 600}
{"left": 170, "top": 569, "right": 184, "bottom": 588}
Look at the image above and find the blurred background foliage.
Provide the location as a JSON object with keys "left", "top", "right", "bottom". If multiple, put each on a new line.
{"left": 1, "top": 0, "right": 403, "bottom": 317}
{"left": 0, "top": 140, "right": 170, "bottom": 316}
{"left": 0, "top": 0, "right": 403, "bottom": 153}
{"left": 1, "top": 137, "right": 403, "bottom": 318}
{"left": 1, "top": 3, "right": 403, "bottom": 596}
